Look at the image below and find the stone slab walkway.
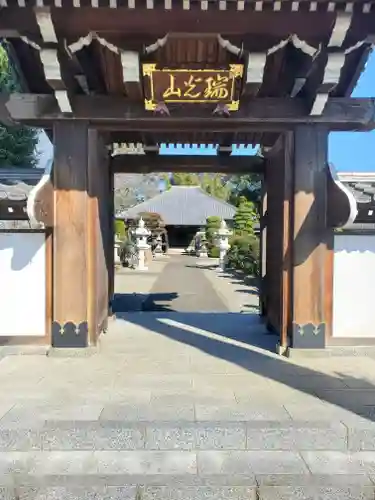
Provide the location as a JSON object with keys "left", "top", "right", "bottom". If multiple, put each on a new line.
{"left": 142, "top": 255, "right": 228, "bottom": 312}
{"left": 1, "top": 256, "right": 375, "bottom": 498}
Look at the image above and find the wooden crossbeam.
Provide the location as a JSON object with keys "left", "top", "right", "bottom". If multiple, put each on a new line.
{"left": 111, "top": 153, "right": 265, "bottom": 173}
{"left": 1, "top": 94, "right": 375, "bottom": 131}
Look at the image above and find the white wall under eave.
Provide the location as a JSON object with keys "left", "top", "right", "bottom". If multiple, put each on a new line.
{"left": 0, "top": 232, "right": 46, "bottom": 336}
{"left": 333, "top": 233, "right": 375, "bottom": 338}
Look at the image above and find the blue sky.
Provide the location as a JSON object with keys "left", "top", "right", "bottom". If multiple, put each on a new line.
{"left": 329, "top": 50, "right": 375, "bottom": 172}
{"left": 37, "top": 49, "right": 374, "bottom": 172}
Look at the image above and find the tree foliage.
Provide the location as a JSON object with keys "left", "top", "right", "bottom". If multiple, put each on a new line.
{"left": 171, "top": 172, "right": 230, "bottom": 201}
{"left": 131, "top": 212, "right": 166, "bottom": 238}
{"left": 171, "top": 172, "right": 200, "bottom": 186}
{"left": 0, "top": 43, "right": 38, "bottom": 168}
{"left": 200, "top": 173, "right": 230, "bottom": 201}
{"left": 227, "top": 173, "right": 262, "bottom": 209}
{"left": 233, "top": 196, "right": 257, "bottom": 236}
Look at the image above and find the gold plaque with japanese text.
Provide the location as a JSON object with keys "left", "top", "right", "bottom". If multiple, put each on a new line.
{"left": 142, "top": 64, "right": 244, "bottom": 111}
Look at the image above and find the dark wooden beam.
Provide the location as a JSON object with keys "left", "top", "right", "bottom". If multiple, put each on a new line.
{"left": 2, "top": 94, "right": 375, "bottom": 131}
{"left": 0, "top": 8, "right": 338, "bottom": 40}
{"left": 111, "top": 154, "right": 265, "bottom": 174}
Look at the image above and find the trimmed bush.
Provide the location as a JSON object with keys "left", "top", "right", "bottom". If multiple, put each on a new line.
{"left": 227, "top": 234, "right": 260, "bottom": 276}
{"left": 205, "top": 216, "right": 221, "bottom": 257}
{"left": 233, "top": 196, "right": 257, "bottom": 236}
{"left": 114, "top": 219, "right": 127, "bottom": 241}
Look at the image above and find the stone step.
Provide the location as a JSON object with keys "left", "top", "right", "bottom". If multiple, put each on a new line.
{"left": 0, "top": 474, "right": 374, "bottom": 500}
{"left": 1, "top": 422, "right": 375, "bottom": 497}
{"left": 0, "top": 420, "right": 354, "bottom": 452}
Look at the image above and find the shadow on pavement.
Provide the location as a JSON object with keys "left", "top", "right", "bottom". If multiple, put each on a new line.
{"left": 112, "top": 292, "right": 179, "bottom": 312}
{"left": 117, "top": 310, "right": 375, "bottom": 423}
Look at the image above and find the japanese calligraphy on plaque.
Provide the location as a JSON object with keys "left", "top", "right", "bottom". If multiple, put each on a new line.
{"left": 142, "top": 64, "right": 244, "bottom": 111}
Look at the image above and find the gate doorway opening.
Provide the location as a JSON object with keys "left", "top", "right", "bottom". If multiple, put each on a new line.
{"left": 112, "top": 170, "right": 261, "bottom": 318}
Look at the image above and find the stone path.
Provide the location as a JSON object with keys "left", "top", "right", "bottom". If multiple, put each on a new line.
{"left": 142, "top": 255, "right": 228, "bottom": 312}
{"left": 1, "top": 257, "right": 375, "bottom": 498}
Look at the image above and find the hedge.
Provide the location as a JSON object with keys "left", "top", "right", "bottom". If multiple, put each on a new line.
{"left": 227, "top": 234, "right": 260, "bottom": 276}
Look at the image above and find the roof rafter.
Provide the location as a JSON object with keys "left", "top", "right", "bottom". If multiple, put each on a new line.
{"left": 34, "top": 7, "right": 72, "bottom": 113}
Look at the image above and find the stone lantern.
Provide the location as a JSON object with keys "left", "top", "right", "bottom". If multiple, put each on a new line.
{"left": 154, "top": 233, "right": 163, "bottom": 256}
{"left": 135, "top": 217, "right": 151, "bottom": 271}
{"left": 195, "top": 229, "right": 208, "bottom": 258}
{"left": 215, "top": 219, "right": 231, "bottom": 271}
{"left": 114, "top": 234, "right": 122, "bottom": 265}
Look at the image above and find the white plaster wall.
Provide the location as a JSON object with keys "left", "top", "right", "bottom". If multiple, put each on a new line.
{"left": 333, "top": 233, "right": 375, "bottom": 338}
{"left": 0, "top": 232, "right": 46, "bottom": 336}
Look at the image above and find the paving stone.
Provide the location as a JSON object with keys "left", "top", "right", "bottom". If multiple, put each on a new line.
{"left": 0, "top": 406, "right": 13, "bottom": 422}
{"left": 283, "top": 402, "right": 363, "bottom": 423}
{"left": 0, "top": 430, "right": 42, "bottom": 451}
{"left": 0, "top": 487, "right": 15, "bottom": 500}
{"left": 348, "top": 422, "right": 375, "bottom": 451}
{"left": 255, "top": 474, "right": 374, "bottom": 486}
{"left": 314, "top": 389, "right": 375, "bottom": 407}
{"left": 100, "top": 404, "right": 195, "bottom": 421}
{"left": 94, "top": 451, "right": 197, "bottom": 475}
{"left": 11, "top": 480, "right": 258, "bottom": 500}
{"left": 0, "top": 405, "right": 103, "bottom": 428}
{"left": 0, "top": 475, "right": 257, "bottom": 488}
{"left": 258, "top": 486, "right": 375, "bottom": 500}
{"left": 300, "top": 451, "right": 375, "bottom": 475}
{"left": 246, "top": 421, "right": 347, "bottom": 451}
{"left": 17, "top": 486, "right": 138, "bottom": 500}
{"left": 142, "top": 485, "right": 256, "bottom": 500}
{"left": 145, "top": 423, "right": 246, "bottom": 450}
{"left": 0, "top": 452, "right": 34, "bottom": 475}
{"left": 195, "top": 405, "right": 292, "bottom": 421}
{"left": 41, "top": 422, "right": 145, "bottom": 450}
{"left": 28, "top": 451, "right": 97, "bottom": 475}
{"left": 197, "top": 451, "right": 309, "bottom": 475}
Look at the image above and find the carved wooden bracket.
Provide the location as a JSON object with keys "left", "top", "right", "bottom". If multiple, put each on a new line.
{"left": 327, "top": 162, "right": 358, "bottom": 228}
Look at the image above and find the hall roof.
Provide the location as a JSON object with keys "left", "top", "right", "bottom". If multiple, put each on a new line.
{"left": 119, "top": 185, "right": 236, "bottom": 225}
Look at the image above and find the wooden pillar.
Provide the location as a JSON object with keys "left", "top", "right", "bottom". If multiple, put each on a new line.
{"left": 264, "top": 134, "right": 293, "bottom": 348}
{"left": 52, "top": 122, "right": 110, "bottom": 348}
{"left": 289, "top": 126, "right": 330, "bottom": 349}
{"left": 108, "top": 161, "right": 115, "bottom": 314}
{"left": 259, "top": 178, "right": 267, "bottom": 317}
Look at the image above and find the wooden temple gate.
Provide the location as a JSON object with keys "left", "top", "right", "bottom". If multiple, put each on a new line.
{"left": 0, "top": 0, "right": 374, "bottom": 351}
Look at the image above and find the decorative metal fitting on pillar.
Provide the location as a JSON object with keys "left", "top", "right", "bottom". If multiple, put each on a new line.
{"left": 51, "top": 321, "right": 89, "bottom": 348}
{"left": 291, "top": 322, "right": 326, "bottom": 349}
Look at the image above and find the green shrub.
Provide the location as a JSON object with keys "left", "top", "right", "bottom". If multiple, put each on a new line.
{"left": 205, "top": 216, "right": 221, "bottom": 256}
{"left": 114, "top": 219, "right": 127, "bottom": 241}
{"left": 208, "top": 246, "right": 220, "bottom": 258}
{"left": 227, "top": 234, "right": 260, "bottom": 276}
{"left": 233, "top": 196, "right": 257, "bottom": 236}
